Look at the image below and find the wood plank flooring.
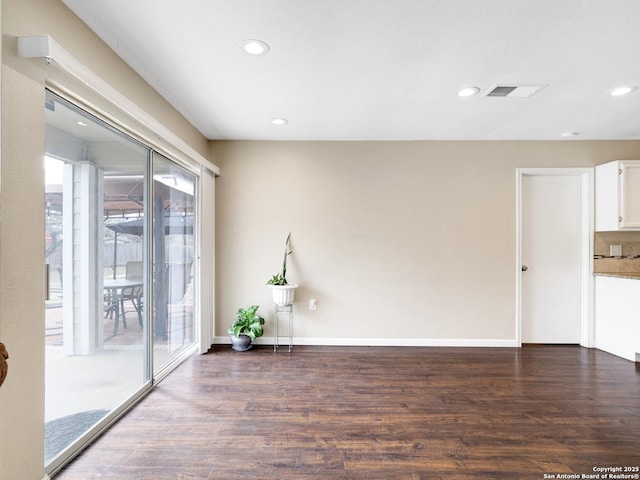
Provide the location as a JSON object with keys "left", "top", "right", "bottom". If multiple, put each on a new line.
{"left": 55, "top": 346, "right": 640, "bottom": 479}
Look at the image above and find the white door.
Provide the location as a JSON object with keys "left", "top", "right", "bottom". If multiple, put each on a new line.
{"left": 521, "top": 173, "right": 584, "bottom": 344}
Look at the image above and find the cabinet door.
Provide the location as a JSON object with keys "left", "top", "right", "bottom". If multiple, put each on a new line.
{"left": 620, "top": 162, "right": 640, "bottom": 228}
{"left": 595, "top": 161, "right": 620, "bottom": 231}
{"left": 595, "top": 276, "right": 640, "bottom": 362}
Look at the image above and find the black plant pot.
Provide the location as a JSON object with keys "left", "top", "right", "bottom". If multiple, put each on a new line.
{"left": 229, "top": 334, "right": 252, "bottom": 351}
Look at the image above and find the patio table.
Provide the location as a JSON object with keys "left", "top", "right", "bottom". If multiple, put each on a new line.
{"left": 104, "top": 279, "right": 143, "bottom": 335}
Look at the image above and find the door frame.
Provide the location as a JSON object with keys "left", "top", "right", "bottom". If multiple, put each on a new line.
{"left": 515, "top": 168, "right": 594, "bottom": 347}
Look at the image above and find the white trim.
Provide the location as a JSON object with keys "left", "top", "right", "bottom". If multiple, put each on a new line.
{"left": 17, "top": 35, "right": 219, "bottom": 176}
{"left": 214, "top": 336, "right": 519, "bottom": 348}
{"left": 515, "top": 168, "right": 594, "bottom": 347}
{"left": 581, "top": 171, "right": 596, "bottom": 348}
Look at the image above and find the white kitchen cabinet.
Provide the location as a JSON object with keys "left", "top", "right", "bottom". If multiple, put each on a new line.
{"left": 595, "top": 160, "right": 640, "bottom": 231}
{"left": 594, "top": 275, "right": 640, "bottom": 362}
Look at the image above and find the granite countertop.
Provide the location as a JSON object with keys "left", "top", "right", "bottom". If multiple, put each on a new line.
{"left": 593, "top": 272, "right": 640, "bottom": 280}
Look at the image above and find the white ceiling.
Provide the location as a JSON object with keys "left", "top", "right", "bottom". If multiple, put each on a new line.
{"left": 61, "top": 0, "right": 640, "bottom": 141}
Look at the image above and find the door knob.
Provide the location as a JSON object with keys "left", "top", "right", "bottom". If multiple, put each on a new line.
{"left": 521, "top": 265, "right": 528, "bottom": 272}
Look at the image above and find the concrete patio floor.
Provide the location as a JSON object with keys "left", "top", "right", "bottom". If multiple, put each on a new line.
{"left": 45, "top": 302, "right": 192, "bottom": 421}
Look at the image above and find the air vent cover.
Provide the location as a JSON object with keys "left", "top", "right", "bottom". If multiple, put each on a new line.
{"left": 485, "top": 84, "right": 547, "bottom": 98}
{"left": 487, "top": 86, "right": 518, "bottom": 97}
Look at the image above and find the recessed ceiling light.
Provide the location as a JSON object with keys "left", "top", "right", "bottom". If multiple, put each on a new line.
{"left": 610, "top": 86, "right": 637, "bottom": 97}
{"left": 76, "top": 121, "right": 88, "bottom": 127}
{"left": 458, "top": 87, "right": 480, "bottom": 97}
{"left": 243, "top": 39, "right": 270, "bottom": 56}
{"left": 560, "top": 131, "right": 580, "bottom": 138}
{"left": 272, "top": 118, "right": 288, "bottom": 126}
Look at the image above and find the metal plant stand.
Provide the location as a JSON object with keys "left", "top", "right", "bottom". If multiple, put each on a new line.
{"left": 274, "top": 303, "right": 294, "bottom": 352}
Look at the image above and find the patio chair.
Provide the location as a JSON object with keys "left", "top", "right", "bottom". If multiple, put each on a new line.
{"left": 113, "top": 261, "right": 192, "bottom": 338}
{"left": 120, "top": 261, "right": 143, "bottom": 328}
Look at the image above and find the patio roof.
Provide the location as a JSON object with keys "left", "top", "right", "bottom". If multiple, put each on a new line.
{"left": 45, "top": 175, "right": 193, "bottom": 219}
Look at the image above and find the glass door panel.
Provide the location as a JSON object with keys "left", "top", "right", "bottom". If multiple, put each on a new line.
{"left": 44, "top": 92, "right": 150, "bottom": 467}
{"left": 152, "top": 153, "right": 197, "bottom": 375}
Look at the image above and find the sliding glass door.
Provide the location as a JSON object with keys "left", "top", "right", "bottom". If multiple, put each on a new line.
{"left": 44, "top": 91, "right": 199, "bottom": 472}
{"left": 152, "top": 153, "right": 197, "bottom": 375}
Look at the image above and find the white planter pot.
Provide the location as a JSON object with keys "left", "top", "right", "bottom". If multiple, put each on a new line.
{"left": 268, "top": 284, "right": 298, "bottom": 306}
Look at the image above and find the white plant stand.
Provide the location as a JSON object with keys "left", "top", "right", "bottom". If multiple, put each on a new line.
{"left": 274, "top": 303, "right": 294, "bottom": 352}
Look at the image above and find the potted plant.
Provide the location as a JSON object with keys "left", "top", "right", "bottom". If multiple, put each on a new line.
{"left": 267, "top": 233, "right": 298, "bottom": 305}
{"left": 227, "top": 305, "right": 265, "bottom": 351}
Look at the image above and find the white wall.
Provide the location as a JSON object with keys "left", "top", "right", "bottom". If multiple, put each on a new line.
{"left": 0, "top": 0, "right": 209, "bottom": 478}
{"left": 212, "top": 141, "right": 640, "bottom": 345}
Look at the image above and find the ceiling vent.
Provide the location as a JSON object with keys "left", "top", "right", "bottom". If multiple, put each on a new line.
{"left": 485, "top": 84, "right": 547, "bottom": 98}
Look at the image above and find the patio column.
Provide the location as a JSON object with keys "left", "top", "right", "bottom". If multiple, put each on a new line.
{"left": 62, "top": 162, "right": 104, "bottom": 355}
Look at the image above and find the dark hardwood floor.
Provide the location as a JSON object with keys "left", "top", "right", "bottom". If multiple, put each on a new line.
{"left": 55, "top": 345, "right": 640, "bottom": 479}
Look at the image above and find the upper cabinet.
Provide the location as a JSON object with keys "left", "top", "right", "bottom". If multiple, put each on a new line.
{"left": 595, "top": 160, "right": 640, "bottom": 231}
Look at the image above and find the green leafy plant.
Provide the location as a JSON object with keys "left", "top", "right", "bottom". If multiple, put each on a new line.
{"left": 266, "top": 233, "right": 292, "bottom": 286}
{"left": 227, "top": 305, "right": 265, "bottom": 339}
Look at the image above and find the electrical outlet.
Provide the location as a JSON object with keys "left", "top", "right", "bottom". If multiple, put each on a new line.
{"left": 309, "top": 299, "right": 317, "bottom": 310}
{"left": 610, "top": 245, "right": 623, "bottom": 257}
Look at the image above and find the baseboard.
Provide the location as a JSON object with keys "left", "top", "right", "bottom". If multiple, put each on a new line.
{"left": 214, "top": 336, "right": 518, "bottom": 348}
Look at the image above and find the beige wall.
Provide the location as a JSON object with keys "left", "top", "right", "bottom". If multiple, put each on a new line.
{"left": 0, "top": 1, "right": 209, "bottom": 478}
{"left": 212, "top": 140, "right": 640, "bottom": 343}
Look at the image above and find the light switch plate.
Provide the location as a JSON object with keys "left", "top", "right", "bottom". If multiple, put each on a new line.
{"left": 610, "top": 245, "right": 622, "bottom": 257}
